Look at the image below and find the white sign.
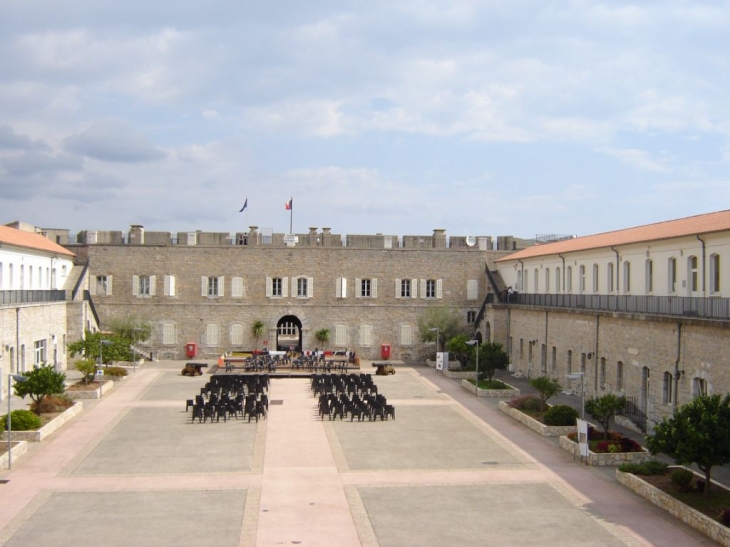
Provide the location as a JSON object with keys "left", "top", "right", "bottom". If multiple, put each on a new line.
{"left": 95, "top": 369, "right": 104, "bottom": 377}
{"left": 283, "top": 234, "right": 298, "bottom": 247}
{"left": 577, "top": 419, "right": 590, "bottom": 458}
{"left": 436, "top": 352, "right": 449, "bottom": 371}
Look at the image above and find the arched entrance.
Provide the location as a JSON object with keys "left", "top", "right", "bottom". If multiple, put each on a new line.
{"left": 276, "top": 315, "right": 302, "bottom": 352}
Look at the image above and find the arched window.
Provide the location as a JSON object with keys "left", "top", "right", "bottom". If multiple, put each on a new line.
{"left": 592, "top": 264, "right": 599, "bottom": 293}
{"left": 623, "top": 261, "right": 631, "bottom": 293}
{"left": 555, "top": 267, "right": 561, "bottom": 292}
{"left": 579, "top": 265, "right": 586, "bottom": 294}
{"left": 710, "top": 253, "right": 720, "bottom": 293}
{"left": 668, "top": 257, "right": 677, "bottom": 293}
{"left": 566, "top": 266, "right": 572, "bottom": 293}
{"left": 645, "top": 259, "right": 653, "bottom": 294}
{"left": 688, "top": 255, "right": 699, "bottom": 294}
{"left": 545, "top": 269, "right": 550, "bottom": 293}
{"left": 607, "top": 263, "right": 614, "bottom": 293}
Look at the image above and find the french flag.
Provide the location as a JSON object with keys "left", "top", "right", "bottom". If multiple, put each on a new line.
{"left": 285, "top": 198, "right": 292, "bottom": 210}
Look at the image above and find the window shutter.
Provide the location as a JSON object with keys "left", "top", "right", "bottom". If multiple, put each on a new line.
{"left": 307, "top": 277, "right": 313, "bottom": 298}
{"left": 282, "top": 277, "right": 289, "bottom": 297}
{"left": 230, "top": 324, "right": 244, "bottom": 345}
{"left": 232, "top": 277, "right": 243, "bottom": 298}
{"left": 201, "top": 277, "right": 207, "bottom": 296}
{"left": 395, "top": 278, "right": 401, "bottom": 299}
{"left": 436, "top": 279, "right": 443, "bottom": 299}
{"left": 359, "top": 324, "right": 372, "bottom": 346}
{"left": 164, "top": 275, "right": 171, "bottom": 296}
{"left": 355, "top": 278, "right": 361, "bottom": 298}
{"left": 400, "top": 324, "right": 413, "bottom": 346}
{"left": 420, "top": 279, "right": 427, "bottom": 299}
{"left": 89, "top": 277, "right": 97, "bottom": 296}
{"left": 107, "top": 275, "right": 113, "bottom": 295}
{"left": 336, "top": 278, "right": 345, "bottom": 298}
{"left": 149, "top": 275, "right": 156, "bottom": 296}
{"left": 335, "top": 325, "right": 347, "bottom": 346}
{"left": 266, "top": 277, "right": 272, "bottom": 297}
{"left": 168, "top": 275, "right": 175, "bottom": 296}
{"left": 372, "top": 278, "right": 378, "bottom": 298}
{"left": 411, "top": 278, "right": 418, "bottom": 298}
{"left": 218, "top": 276, "right": 225, "bottom": 296}
{"left": 132, "top": 275, "right": 139, "bottom": 296}
{"left": 467, "top": 279, "right": 478, "bottom": 300}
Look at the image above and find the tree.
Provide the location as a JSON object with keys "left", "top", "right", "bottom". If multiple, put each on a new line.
{"left": 252, "top": 320, "right": 265, "bottom": 350}
{"left": 646, "top": 394, "right": 730, "bottom": 497}
{"left": 74, "top": 358, "right": 97, "bottom": 386}
{"left": 14, "top": 364, "right": 66, "bottom": 415}
{"left": 107, "top": 316, "right": 151, "bottom": 346}
{"left": 529, "top": 376, "right": 562, "bottom": 412}
{"left": 476, "top": 342, "right": 510, "bottom": 382}
{"left": 584, "top": 394, "right": 626, "bottom": 440}
{"left": 315, "top": 328, "right": 330, "bottom": 350}
{"left": 417, "top": 306, "right": 465, "bottom": 351}
{"left": 68, "top": 330, "right": 133, "bottom": 364}
{"left": 445, "top": 335, "right": 471, "bottom": 368}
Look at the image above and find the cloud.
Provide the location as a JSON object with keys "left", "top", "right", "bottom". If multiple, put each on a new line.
{"left": 598, "top": 147, "right": 671, "bottom": 173}
{"left": 64, "top": 121, "right": 166, "bottom": 163}
{"left": 1, "top": 151, "right": 82, "bottom": 177}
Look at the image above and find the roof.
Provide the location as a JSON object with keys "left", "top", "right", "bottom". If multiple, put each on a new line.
{"left": 0, "top": 225, "right": 75, "bottom": 257}
{"left": 497, "top": 209, "right": 730, "bottom": 262}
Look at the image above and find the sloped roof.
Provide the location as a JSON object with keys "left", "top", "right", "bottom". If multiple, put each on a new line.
{"left": 0, "top": 225, "right": 74, "bottom": 257}
{"left": 497, "top": 210, "right": 730, "bottom": 262}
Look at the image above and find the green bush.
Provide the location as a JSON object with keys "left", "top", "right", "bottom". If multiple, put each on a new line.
{"left": 507, "top": 395, "right": 541, "bottom": 412}
{"left": 34, "top": 394, "right": 75, "bottom": 414}
{"left": 103, "top": 366, "right": 128, "bottom": 378}
{"left": 543, "top": 405, "right": 579, "bottom": 426}
{"left": 479, "top": 380, "right": 508, "bottom": 389}
{"left": 1, "top": 409, "right": 43, "bottom": 431}
{"left": 671, "top": 469, "right": 695, "bottom": 491}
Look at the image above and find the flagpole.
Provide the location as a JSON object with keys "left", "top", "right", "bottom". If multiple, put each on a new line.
{"left": 290, "top": 197, "right": 293, "bottom": 234}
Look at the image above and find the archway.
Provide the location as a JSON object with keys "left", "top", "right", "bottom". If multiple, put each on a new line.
{"left": 276, "top": 315, "right": 302, "bottom": 352}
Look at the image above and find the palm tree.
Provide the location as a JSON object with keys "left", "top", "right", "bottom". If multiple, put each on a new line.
{"left": 315, "top": 328, "right": 331, "bottom": 351}
{"left": 252, "top": 320, "right": 265, "bottom": 350}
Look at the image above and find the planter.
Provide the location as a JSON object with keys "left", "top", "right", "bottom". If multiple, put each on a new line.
{"left": 558, "top": 435, "right": 650, "bottom": 466}
{"left": 0, "top": 402, "right": 83, "bottom": 443}
{"left": 498, "top": 401, "right": 576, "bottom": 437}
{"left": 461, "top": 379, "right": 520, "bottom": 398}
{"left": 0, "top": 440, "right": 28, "bottom": 469}
{"left": 66, "top": 380, "right": 114, "bottom": 399}
{"left": 444, "top": 370, "right": 476, "bottom": 380}
{"left": 617, "top": 470, "right": 730, "bottom": 547}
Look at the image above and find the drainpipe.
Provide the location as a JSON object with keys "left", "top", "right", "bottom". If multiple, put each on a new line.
{"left": 558, "top": 254, "right": 566, "bottom": 294}
{"left": 674, "top": 323, "right": 682, "bottom": 414}
{"left": 545, "top": 310, "right": 549, "bottom": 374}
{"left": 696, "top": 235, "right": 706, "bottom": 296}
{"left": 611, "top": 247, "right": 620, "bottom": 294}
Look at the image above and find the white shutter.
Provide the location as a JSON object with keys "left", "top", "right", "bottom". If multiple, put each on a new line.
{"left": 336, "top": 277, "right": 346, "bottom": 298}
{"left": 282, "top": 277, "right": 289, "bottom": 297}
{"left": 467, "top": 279, "right": 478, "bottom": 300}
{"left": 218, "top": 276, "right": 225, "bottom": 296}
{"left": 168, "top": 275, "right": 175, "bottom": 296}
{"left": 307, "top": 277, "right": 313, "bottom": 298}
{"left": 266, "top": 277, "right": 272, "bottom": 297}
{"left": 436, "top": 279, "right": 443, "bottom": 299}
{"left": 206, "top": 324, "right": 219, "bottom": 346}
{"left": 395, "top": 278, "right": 401, "bottom": 299}
{"left": 335, "top": 325, "right": 347, "bottom": 347}
{"left": 400, "top": 324, "right": 413, "bottom": 346}
{"left": 359, "top": 324, "right": 372, "bottom": 347}
{"left": 162, "top": 323, "right": 175, "bottom": 345}
{"left": 201, "top": 277, "right": 207, "bottom": 296}
{"left": 149, "top": 275, "right": 156, "bottom": 296}
{"left": 372, "top": 278, "right": 378, "bottom": 298}
{"left": 355, "top": 278, "right": 362, "bottom": 298}
{"left": 132, "top": 275, "right": 139, "bottom": 296}
{"left": 232, "top": 277, "right": 243, "bottom": 298}
{"left": 420, "top": 279, "right": 427, "bottom": 299}
{"left": 164, "top": 275, "right": 170, "bottom": 296}
{"left": 412, "top": 278, "right": 418, "bottom": 298}
{"left": 89, "top": 276, "right": 97, "bottom": 295}
{"left": 107, "top": 275, "right": 113, "bottom": 295}
{"left": 230, "top": 324, "right": 244, "bottom": 345}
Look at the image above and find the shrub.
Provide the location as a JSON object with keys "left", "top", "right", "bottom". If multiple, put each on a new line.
{"left": 618, "top": 460, "right": 668, "bottom": 475}
{"left": 103, "top": 366, "right": 128, "bottom": 378}
{"left": 543, "top": 405, "right": 579, "bottom": 426}
{"left": 671, "top": 469, "right": 695, "bottom": 492}
{"left": 1, "top": 409, "right": 43, "bottom": 431}
{"left": 720, "top": 508, "right": 730, "bottom": 526}
{"left": 508, "top": 395, "right": 541, "bottom": 411}
{"left": 33, "top": 394, "right": 74, "bottom": 414}
{"left": 619, "top": 437, "right": 642, "bottom": 453}
{"left": 75, "top": 358, "right": 97, "bottom": 385}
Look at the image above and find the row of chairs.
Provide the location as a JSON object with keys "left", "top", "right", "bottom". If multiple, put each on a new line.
{"left": 311, "top": 373, "right": 378, "bottom": 398}
{"left": 187, "top": 374, "right": 270, "bottom": 423}
{"left": 313, "top": 374, "right": 394, "bottom": 421}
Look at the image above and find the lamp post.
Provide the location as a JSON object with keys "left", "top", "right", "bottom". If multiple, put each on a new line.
{"left": 131, "top": 327, "right": 143, "bottom": 373}
{"left": 428, "top": 327, "right": 440, "bottom": 353}
{"left": 566, "top": 372, "right": 585, "bottom": 419}
{"left": 98, "top": 339, "right": 111, "bottom": 399}
{"left": 7, "top": 373, "right": 28, "bottom": 470}
{"left": 466, "top": 340, "right": 479, "bottom": 396}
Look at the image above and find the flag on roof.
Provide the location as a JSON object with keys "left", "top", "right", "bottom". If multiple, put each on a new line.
{"left": 239, "top": 198, "right": 248, "bottom": 213}
{"left": 285, "top": 198, "right": 292, "bottom": 210}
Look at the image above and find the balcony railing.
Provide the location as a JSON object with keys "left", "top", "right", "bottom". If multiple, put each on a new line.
{"left": 0, "top": 290, "right": 67, "bottom": 306}
{"left": 509, "top": 293, "right": 730, "bottom": 321}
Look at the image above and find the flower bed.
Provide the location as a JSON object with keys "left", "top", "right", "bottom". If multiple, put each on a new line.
{"left": 559, "top": 434, "right": 650, "bottom": 466}
{"left": 65, "top": 379, "right": 114, "bottom": 399}
{"left": 617, "top": 469, "right": 730, "bottom": 546}
{"left": 0, "top": 402, "right": 83, "bottom": 442}
{"left": 498, "top": 401, "right": 576, "bottom": 437}
{"left": 461, "top": 379, "right": 520, "bottom": 398}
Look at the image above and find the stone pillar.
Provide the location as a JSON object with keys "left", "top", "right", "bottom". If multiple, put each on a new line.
{"left": 129, "top": 225, "right": 144, "bottom": 245}
{"left": 249, "top": 226, "right": 259, "bottom": 247}
{"left": 308, "top": 227, "right": 318, "bottom": 247}
{"left": 321, "top": 228, "right": 332, "bottom": 247}
{"left": 433, "top": 229, "right": 447, "bottom": 249}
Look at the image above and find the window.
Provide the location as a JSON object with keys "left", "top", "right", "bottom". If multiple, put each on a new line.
{"left": 61, "top": 265, "right": 67, "bottom": 277}
{"left": 508, "top": 337, "right": 513, "bottom": 357}
{"left": 335, "top": 325, "right": 348, "bottom": 347}
{"left": 607, "top": 263, "right": 614, "bottom": 293}
{"left": 592, "top": 264, "right": 599, "bottom": 293}
{"left": 663, "top": 372, "right": 673, "bottom": 404}
{"left": 400, "top": 324, "right": 413, "bottom": 346}
{"left": 580, "top": 352, "right": 586, "bottom": 374}
{"left": 567, "top": 350, "right": 573, "bottom": 374}
{"left": 544, "top": 269, "right": 550, "bottom": 293}
{"left": 266, "top": 277, "right": 287, "bottom": 298}
{"left": 162, "top": 323, "right": 176, "bottom": 345}
{"left": 689, "top": 256, "right": 699, "bottom": 293}
{"left": 668, "top": 257, "right": 677, "bottom": 293}
{"left": 555, "top": 267, "right": 561, "bottom": 293}
{"left": 466, "top": 279, "right": 478, "bottom": 300}
{"left": 95, "top": 275, "right": 113, "bottom": 296}
{"left": 566, "top": 266, "right": 572, "bottom": 293}
{"left": 133, "top": 275, "right": 156, "bottom": 296}
{"left": 519, "top": 339, "right": 524, "bottom": 359}
{"left": 551, "top": 346, "right": 556, "bottom": 371}
{"left": 395, "top": 278, "right": 417, "bottom": 298}
{"left": 533, "top": 269, "right": 538, "bottom": 292}
{"left": 421, "top": 279, "right": 442, "bottom": 299}
{"left": 164, "top": 275, "right": 176, "bottom": 297}
{"left": 359, "top": 324, "right": 373, "bottom": 347}
{"left": 528, "top": 341, "right": 533, "bottom": 363}
{"left": 230, "top": 324, "right": 244, "bottom": 346}
{"left": 694, "top": 377, "right": 707, "bottom": 397}
{"left": 517, "top": 270, "right": 523, "bottom": 292}
{"left": 231, "top": 277, "right": 244, "bottom": 298}
{"left": 201, "top": 276, "right": 224, "bottom": 297}
{"left": 616, "top": 361, "right": 624, "bottom": 390}
{"left": 33, "top": 340, "right": 46, "bottom": 365}
{"left": 206, "top": 324, "right": 219, "bottom": 346}
{"left": 645, "top": 259, "right": 653, "bottom": 294}
{"left": 336, "top": 278, "right": 347, "bottom": 298}
{"left": 356, "top": 278, "right": 377, "bottom": 298}
{"left": 600, "top": 358, "right": 606, "bottom": 389}
{"left": 623, "top": 261, "right": 631, "bottom": 293}
{"left": 295, "top": 276, "right": 313, "bottom": 298}
{"left": 467, "top": 311, "right": 476, "bottom": 323}
{"left": 710, "top": 254, "right": 721, "bottom": 293}
{"left": 579, "top": 265, "right": 586, "bottom": 293}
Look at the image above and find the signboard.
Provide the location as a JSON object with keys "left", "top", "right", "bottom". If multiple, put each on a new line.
{"left": 95, "top": 368, "right": 104, "bottom": 377}
{"left": 283, "top": 234, "right": 298, "bottom": 247}
{"left": 577, "top": 419, "right": 590, "bottom": 459}
{"left": 436, "top": 352, "right": 449, "bottom": 372}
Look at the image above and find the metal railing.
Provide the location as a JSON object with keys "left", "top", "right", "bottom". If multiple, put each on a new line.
{"left": 0, "top": 290, "right": 67, "bottom": 306}
{"left": 508, "top": 293, "right": 730, "bottom": 321}
{"left": 618, "top": 397, "right": 648, "bottom": 433}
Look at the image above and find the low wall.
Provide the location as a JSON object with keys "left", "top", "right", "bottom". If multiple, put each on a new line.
{"left": 0, "top": 441, "right": 28, "bottom": 469}
{"left": 558, "top": 435, "right": 650, "bottom": 466}
{"left": 617, "top": 470, "right": 730, "bottom": 547}
{"left": 461, "top": 379, "right": 520, "bottom": 398}
{"left": 0, "top": 402, "right": 83, "bottom": 442}
{"left": 498, "top": 401, "right": 576, "bottom": 437}
{"left": 66, "top": 380, "right": 114, "bottom": 399}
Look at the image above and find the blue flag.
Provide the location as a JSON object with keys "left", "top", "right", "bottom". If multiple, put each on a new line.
{"left": 239, "top": 198, "right": 248, "bottom": 213}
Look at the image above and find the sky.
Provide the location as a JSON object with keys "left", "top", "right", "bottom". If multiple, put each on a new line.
{"left": 0, "top": 1, "right": 728, "bottom": 241}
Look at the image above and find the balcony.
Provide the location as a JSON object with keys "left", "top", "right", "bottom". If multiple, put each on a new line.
{"left": 0, "top": 290, "right": 67, "bottom": 306}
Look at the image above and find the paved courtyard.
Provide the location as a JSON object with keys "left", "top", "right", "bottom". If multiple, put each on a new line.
{"left": 0, "top": 362, "right": 717, "bottom": 546}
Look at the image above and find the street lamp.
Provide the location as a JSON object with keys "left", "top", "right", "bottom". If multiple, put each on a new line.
{"left": 428, "top": 327, "right": 440, "bottom": 353}
{"left": 98, "top": 339, "right": 111, "bottom": 399}
{"left": 131, "top": 327, "right": 143, "bottom": 373}
{"left": 466, "top": 339, "right": 479, "bottom": 396}
{"left": 566, "top": 372, "right": 585, "bottom": 419}
{"left": 7, "top": 373, "right": 28, "bottom": 470}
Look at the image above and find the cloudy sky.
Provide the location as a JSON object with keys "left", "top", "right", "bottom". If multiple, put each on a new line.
{"left": 0, "top": 1, "right": 728, "bottom": 241}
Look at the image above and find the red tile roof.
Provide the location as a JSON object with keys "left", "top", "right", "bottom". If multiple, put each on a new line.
{"left": 0, "top": 226, "right": 74, "bottom": 257}
{"left": 497, "top": 210, "right": 730, "bottom": 262}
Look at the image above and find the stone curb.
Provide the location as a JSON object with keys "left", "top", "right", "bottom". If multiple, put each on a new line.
{"left": 0, "top": 402, "right": 83, "bottom": 442}
{"left": 460, "top": 379, "right": 520, "bottom": 398}
{"left": 66, "top": 380, "right": 115, "bottom": 399}
{"left": 0, "top": 440, "right": 28, "bottom": 470}
{"left": 498, "top": 401, "right": 576, "bottom": 437}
